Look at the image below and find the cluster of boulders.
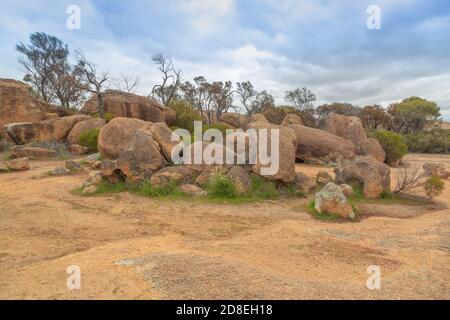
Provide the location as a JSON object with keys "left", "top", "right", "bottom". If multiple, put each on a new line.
{"left": 1, "top": 78, "right": 401, "bottom": 220}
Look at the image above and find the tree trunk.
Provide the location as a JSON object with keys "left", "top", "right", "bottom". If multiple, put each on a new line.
{"left": 97, "top": 92, "right": 104, "bottom": 119}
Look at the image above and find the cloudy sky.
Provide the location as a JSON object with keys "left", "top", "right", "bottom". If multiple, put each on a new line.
{"left": 1, "top": 0, "right": 449, "bottom": 119}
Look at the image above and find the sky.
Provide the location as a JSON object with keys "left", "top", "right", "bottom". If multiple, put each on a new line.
{"left": 1, "top": 0, "right": 449, "bottom": 119}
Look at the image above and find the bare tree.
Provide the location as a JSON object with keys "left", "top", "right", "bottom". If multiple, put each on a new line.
{"left": 250, "top": 90, "right": 275, "bottom": 114}
{"left": 112, "top": 74, "right": 140, "bottom": 93}
{"left": 76, "top": 51, "right": 109, "bottom": 119}
{"left": 151, "top": 54, "right": 181, "bottom": 106}
{"left": 16, "top": 32, "right": 69, "bottom": 103}
{"left": 285, "top": 87, "right": 316, "bottom": 113}
{"left": 236, "top": 81, "right": 257, "bottom": 115}
{"left": 393, "top": 167, "right": 422, "bottom": 194}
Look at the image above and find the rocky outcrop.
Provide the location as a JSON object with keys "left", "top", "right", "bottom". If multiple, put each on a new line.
{"left": 325, "top": 113, "right": 385, "bottom": 162}
{"left": 315, "top": 182, "right": 355, "bottom": 219}
{"left": 97, "top": 117, "right": 153, "bottom": 159}
{"left": 82, "top": 90, "right": 174, "bottom": 125}
{"left": 10, "top": 146, "right": 57, "bottom": 159}
{"left": 335, "top": 155, "right": 391, "bottom": 199}
{"left": 67, "top": 118, "right": 105, "bottom": 145}
{"left": 288, "top": 124, "right": 358, "bottom": 165}
{"left": 4, "top": 115, "right": 91, "bottom": 145}
{"left": 0, "top": 79, "right": 52, "bottom": 139}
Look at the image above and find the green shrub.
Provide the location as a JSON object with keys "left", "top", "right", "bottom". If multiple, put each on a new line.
{"left": 207, "top": 172, "right": 237, "bottom": 199}
{"left": 403, "top": 128, "right": 450, "bottom": 154}
{"left": 79, "top": 128, "right": 100, "bottom": 152}
{"left": 368, "top": 130, "right": 408, "bottom": 165}
{"left": 202, "top": 123, "right": 234, "bottom": 136}
{"left": 251, "top": 175, "right": 278, "bottom": 199}
{"left": 94, "top": 112, "right": 115, "bottom": 123}
{"left": 135, "top": 181, "right": 183, "bottom": 198}
{"left": 169, "top": 100, "right": 203, "bottom": 133}
{"left": 424, "top": 176, "right": 444, "bottom": 199}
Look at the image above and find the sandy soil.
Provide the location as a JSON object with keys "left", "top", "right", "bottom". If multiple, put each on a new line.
{"left": 0, "top": 154, "right": 449, "bottom": 299}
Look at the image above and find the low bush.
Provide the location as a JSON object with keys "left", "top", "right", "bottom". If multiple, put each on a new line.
{"left": 134, "top": 181, "right": 183, "bottom": 198}
{"left": 403, "top": 128, "right": 450, "bottom": 154}
{"left": 207, "top": 172, "right": 237, "bottom": 199}
{"left": 251, "top": 175, "right": 278, "bottom": 199}
{"left": 94, "top": 112, "right": 115, "bottom": 123}
{"left": 424, "top": 176, "right": 445, "bottom": 200}
{"left": 170, "top": 100, "right": 203, "bottom": 133}
{"left": 368, "top": 130, "right": 408, "bottom": 165}
{"left": 79, "top": 128, "right": 100, "bottom": 152}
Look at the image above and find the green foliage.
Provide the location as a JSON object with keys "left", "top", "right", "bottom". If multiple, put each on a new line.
{"left": 134, "top": 181, "right": 183, "bottom": 198}
{"left": 207, "top": 172, "right": 237, "bottom": 199}
{"left": 202, "top": 123, "right": 234, "bottom": 136}
{"left": 424, "top": 176, "right": 445, "bottom": 199}
{"left": 369, "top": 130, "right": 408, "bottom": 165}
{"left": 250, "top": 175, "right": 279, "bottom": 199}
{"left": 74, "top": 179, "right": 127, "bottom": 196}
{"left": 389, "top": 97, "right": 440, "bottom": 134}
{"left": 94, "top": 112, "right": 115, "bottom": 123}
{"left": 403, "top": 128, "right": 450, "bottom": 154}
{"left": 79, "top": 128, "right": 100, "bottom": 152}
{"left": 169, "top": 100, "right": 203, "bottom": 133}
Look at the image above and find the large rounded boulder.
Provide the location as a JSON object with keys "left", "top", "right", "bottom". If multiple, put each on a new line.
{"left": 67, "top": 118, "right": 105, "bottom": 145}
{"left": 325, "top": 113, "right": 385, "bottom": 162}
{"left": 97, "top": 117, "right": 153, "bottom": 159}
{"left": 4, "top": 115, "right": 91, "bottom": 145}
{"left": 81, "top": 90, "right": 174, "bottom": 125}
{"left": 0, "top": 78, "right": 51, "bottom": 139}
{"left": 334, "top": 155, "right": 391, "bottom": 199}
{"left": 287, "top": 124, "right": 357, "bottom": 165}
{"left": 117, "top": 129, "right": 165, "bottom": 181}
{"left": 247, "top": 121, "right": 296, "bottom": 183}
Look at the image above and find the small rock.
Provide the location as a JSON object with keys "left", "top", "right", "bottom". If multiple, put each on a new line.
{"left": 180, "top": 184, "right": 207, "bottom": 196}
{"left": 294, "top": 172, "right": 317, "bottom": 194}
{"left": 10, "top": 146, "right": 57, "bottom": 159}
{"left": 82, "top": 185, "right": 98, "bottom": 195}
{"left": 317, "top": 170, "right": 333, "bottom": 184}
{"left": 91, "top": 161, "right": 102, "bottom": 169}
{"left": 69, "top": 144, "right": 90, "bottom": 155}
{"left": 48, "top": 167, "right": 69, "bottom": 176}
{"left": 0, "top": 163, "right": 10, "bottom": 173}
{"left": 6, "top": 157, "right": 30, "bottom": 171}
{"left": 226, "top": 166, "right": 251, "bottom": 195}
{"left": 85, "top": 153, "right": 101, "bottom": 164}
{"left": 423, "top": 162, "right": 450, "bottom": 179}
{"left": 340, "top": 184, "right": 354, "bottom": 197}
{"left": 315, "top": 182, "right": 355, "bottom": 219}
{"left": 88, "top": 171, "right": 102, "bottom": 186}
{"left": 65, "top": 160, "right": 81, "bottom": 170}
